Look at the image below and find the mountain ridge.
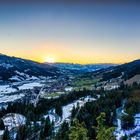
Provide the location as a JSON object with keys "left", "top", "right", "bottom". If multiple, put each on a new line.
{"left": 47, "top": 62, "right": 116, "bottom": 72}
{"left": 102, "top": 59, "right": 140, "bottom": 81}
{"left": 0, "top": 54, "right": 60, "bottom": 82}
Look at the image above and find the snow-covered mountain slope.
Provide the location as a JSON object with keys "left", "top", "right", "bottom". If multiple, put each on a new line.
{"left": 0, "top": 54, "right": 60, "bottom": 82}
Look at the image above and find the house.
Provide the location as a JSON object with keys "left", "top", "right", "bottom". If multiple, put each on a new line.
{"left": 65, "top": 87, "right": 73, "bottom": 92}
{"left": 134, "top": 113, "right": 140, "bottom": 126}
{"left": 104, "top": 84, "right": 119, "bottom": 91}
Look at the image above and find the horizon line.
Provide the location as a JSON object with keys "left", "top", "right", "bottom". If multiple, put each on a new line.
{"left": 0, "top": 53, "right": 136, "bottom": 65}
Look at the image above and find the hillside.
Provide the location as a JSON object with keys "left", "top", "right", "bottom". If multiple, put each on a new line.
{"left": 102, "top": 59, "right": 140, "bottom": 81}
{"left": 0, "top": 54, "right": 60, "bottom": 82}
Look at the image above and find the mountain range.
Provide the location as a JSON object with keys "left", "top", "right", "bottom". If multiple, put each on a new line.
{"left": 46, "top": 62, "right": 116, "bottom": 72}
{"left": 0, "top": 53, "right": 140, "bottom": 83}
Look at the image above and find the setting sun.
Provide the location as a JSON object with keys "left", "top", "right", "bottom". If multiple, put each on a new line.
{"left": 44, "top": 56, "right": 56, "bottom": 63}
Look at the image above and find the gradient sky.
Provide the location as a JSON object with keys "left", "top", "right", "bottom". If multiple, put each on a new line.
{"left": 0, "top": 2, "right": 140, "bottom": 64}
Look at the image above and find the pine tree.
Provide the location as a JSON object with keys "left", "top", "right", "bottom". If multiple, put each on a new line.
{"left": 0, "top": 119, "right": 5, "bottom": 130}
{"left": 71, "top": 106, "right": 76, "bottom": 118}
{"left": 71, "top": 106, "right": 79, "bottom": 118}
{"left": 96, "top": 112, "right": 116, "bottom": 140}
{"left": 69, "top": 119, "right": 89, "bottom": 140}
{"left": 39, "top": 129, "right": 45, "bottom": 140}
{"left": 2, "top": 128, "right": 10, "bottom": 140}
{"left": 55, "top": 121, "right": 69, "bottom": 140}
{"left": 16, "top": 125, "right": 27, "bottom": 140}
{"left": 44, "top": 117, "right": 52, "bottom": 137}
{"left": 39, "top": 117, "right": 53, "bottom": 140}
{"left": 121, "top": 135, "right": 127, "bottom": 140}
{"left": 55, "top": 103, "right": 63, "bottom": 117}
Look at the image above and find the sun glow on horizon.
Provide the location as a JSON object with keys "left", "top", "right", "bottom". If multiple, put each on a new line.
{"left": 44, "top": 56, "right": 56, "bottom": 63}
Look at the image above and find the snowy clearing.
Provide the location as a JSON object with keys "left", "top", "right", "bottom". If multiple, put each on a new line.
{"left": 0, "top": 85, "right": 17, "bottom": 94}
{"left": 2, "top": 113, "right": 26, "bottom": 131}
{"left": 45, "top": 96, "right": 97, "bottom": 131}
{"left": 18, "top": 82, "right": 43, "bottom": 90}
{"left": 0, "top": 94, "right": 25, "bottom": 103}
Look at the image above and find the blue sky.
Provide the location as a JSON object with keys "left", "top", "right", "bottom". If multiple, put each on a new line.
{"left": 0, "top": 3, "right": 140, "bottom": 63}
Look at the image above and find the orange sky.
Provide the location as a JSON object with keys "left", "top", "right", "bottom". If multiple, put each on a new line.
{"left": 1, "top": 40, "right": 140, "bottom": 64}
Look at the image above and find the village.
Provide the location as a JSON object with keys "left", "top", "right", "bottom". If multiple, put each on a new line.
{"left": 1, "top": 70, "right": 140, "bottom": 140}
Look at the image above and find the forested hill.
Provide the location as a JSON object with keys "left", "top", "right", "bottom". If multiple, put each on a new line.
{"left": 0, "top": 54, "right": 60, "bottom": 81}
{"left": 102, "top": 59, "right": 140, "bottom": 81}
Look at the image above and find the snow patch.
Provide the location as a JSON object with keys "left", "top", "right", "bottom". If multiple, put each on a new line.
{"left": 0, "top": 63, "right": 13, "bottom": 69}
{"left": 2, "top": 113, "right": 26, "bottom": 131}
{"left": 9, "top": 76, "right": 22, "bottom": 82}
{"left": 18, "top": 82, "right": 43, "bottom": 90}
{"left": 0, "top": 94, "right": 25, "bottom": 103}
{"left": 0, "top": 85, "right": 17, "bottom": 94}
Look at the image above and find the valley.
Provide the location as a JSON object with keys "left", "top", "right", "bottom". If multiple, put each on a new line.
{"left": 0, "top": 55, "right": 140, "bottom": 140}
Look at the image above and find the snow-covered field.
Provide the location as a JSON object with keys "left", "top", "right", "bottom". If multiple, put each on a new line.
{"left": 0, "top": 80, "right": 43, "bottom": 94}
{"left": 0, "top": 85, "right": 17, "bottom": 94}
{"left": 62, "top": 96, "right": 96, "bottom": 122}
{"left": 45, "top": 96, "right": 97, "bottom": 130}
{"left": 115, "top": 107, "right": 140, "bottom": 140}
{"left": 0, "top": 80, "right": 45, "bottom": 104}
{"left": 0, "top": 94, "right": 25, "bottom": 103}
{"left": 115, "top": 126, "right": 140, "bottom": 140}
{"left": 18, "top": 82, "right": 43, "bottom": 90}
{"left": 2, "top": 113, "right": 26, "bottom": 131}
